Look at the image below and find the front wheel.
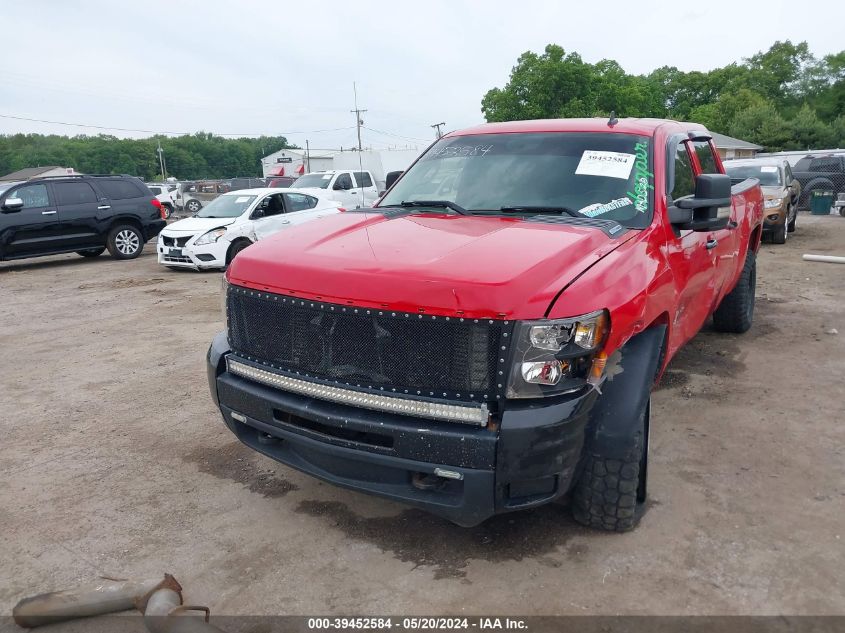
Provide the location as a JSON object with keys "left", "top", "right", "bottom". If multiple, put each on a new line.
{"left": 787, "top": 206, "right": 797, "bottom": 233}
{"left": 162, "top": 204, "right": 173, "bottom": 219}
{"left": 771, "top": 221, "right": 787, "bottom": 244}
{"left": 572, "top": 399, "right": 649, "bottom": 532}
{"left": 107, "top": 225, "right": 144, "bottom": 260}
{"left": 713, "top": 250, "right": 756, "bottom": 333}
{"left": 185, "top": 200, "right": 201, "bottom": 213}
{"left": 226, "top": 239, "right": 252, "bottom": 265}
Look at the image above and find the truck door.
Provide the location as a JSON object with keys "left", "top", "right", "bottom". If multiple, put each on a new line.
{"left": 0, "top": 182, "right": 61, "bottom": 258}
{"left": 690, "top": 139, "right": 740, "bottom": 303}
{"left": 663, "top": 139, "right": 719, "bottom": 343}
{"left": 331, "top": 172, "right": 358, "bottom": 208}
{"left": 352, "top": 171, "right": 378, "bottom": 206}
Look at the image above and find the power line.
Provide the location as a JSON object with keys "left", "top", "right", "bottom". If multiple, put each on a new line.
{"left": 0, "top": 113, "right": 357, "bottom": 137}
{"left": 362, "top": 125, "right": 430, "bottom": 143}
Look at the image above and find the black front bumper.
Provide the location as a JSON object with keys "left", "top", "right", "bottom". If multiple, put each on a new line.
{"left": 207, "top": 332, "right": 597, "bottom": 526}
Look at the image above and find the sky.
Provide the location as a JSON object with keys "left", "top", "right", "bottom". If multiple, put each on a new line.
{"left": 1, "top": 0, "right": 842, "bottom": 152}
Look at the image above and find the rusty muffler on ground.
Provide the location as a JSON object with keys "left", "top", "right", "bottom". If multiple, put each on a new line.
{"left": 13, "top": 574, "right": 227, "bottom": 632}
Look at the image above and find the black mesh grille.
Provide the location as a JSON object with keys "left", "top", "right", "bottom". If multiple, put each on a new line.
{"left": 227, "top": 286, "right": 508, "bottom": 402}
{"left": 162, "top": 235, "right": 192, "bottom": 247}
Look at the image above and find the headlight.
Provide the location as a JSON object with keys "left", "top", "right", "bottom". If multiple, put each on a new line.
{"left": 507, "top": 310, "right": 609, "bottom": 399}
{"left": 764, "top": 198, "right": 783, "bottom": 209}
{"left": 195, "top": 227, "right": 227, "bottom": 245}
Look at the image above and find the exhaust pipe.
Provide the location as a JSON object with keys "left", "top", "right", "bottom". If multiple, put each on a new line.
{"left": 13, "top": 574, "right": 227, "bottom": 632}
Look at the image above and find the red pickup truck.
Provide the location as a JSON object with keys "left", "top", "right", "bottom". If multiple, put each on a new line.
{"left": 207, "top": 118, "right": 763, "bottom": 531}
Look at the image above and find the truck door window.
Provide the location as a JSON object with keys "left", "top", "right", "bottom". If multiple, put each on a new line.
{"left": 809, "top": 157, "right": 839, "bottom": 172}
{"left": 692, "top": 140, "right": 719, "bottom": 174}
{"left": 670, "top": 142, "right": 696, "bottom": 201}
{"left": 333, "top": 173, "right": 353, "bottom": 190}
{"left": 353, "top": 172, "right": 373, "bottom": 188}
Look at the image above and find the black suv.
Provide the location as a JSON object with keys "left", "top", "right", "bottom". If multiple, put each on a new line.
{"left": 0, "top": 175, "right": 166, "bottom": 262}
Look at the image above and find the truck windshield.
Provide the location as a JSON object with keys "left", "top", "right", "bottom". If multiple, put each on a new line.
{"left": 293, "top": 174, "right": 332, "bottom": 189}
{"left": 379, "top": 132, "right": 654, "bottom": 228}
{"left": 725, "top": 164, "right": 782, "bottom": 186}
{"left": 196, "top": 194, "right": 257, "bottom": 218}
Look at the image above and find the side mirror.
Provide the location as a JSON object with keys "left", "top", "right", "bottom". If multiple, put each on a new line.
{"left": 252, "top": 208, "right": 265, "bottom": 219}
{"left": 385, "top": 170, "right": 403, "bottom": 189}
{"left": 669, "top": 174, "right": 731, "bottom": 232}
{"left": 2, "top": 197, "right": 24, "bottom": 212}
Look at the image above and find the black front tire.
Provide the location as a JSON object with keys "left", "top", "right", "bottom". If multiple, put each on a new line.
{"left": 106, "top": 225, "right": 144, "bottom": 260}
{"left": 186, "top": 200, "right": 201, "bottom": 213}
{"left": 787, "top": 206, "right": 797, "bottom": 233}
{"left": 772, "top": 221, "right": 787, "bottom": 244}
{"left": 162, "top": 204, "right": 173, "bottom": 219}
{"left": 226, "top": 239, "right": 252, "bottom": 265}
{"left": 713, "top": 250, "right": 756, "bottom": 333}
{"left": 76, "top": 248, "right": 105, "bottom": 258}
{"left": 572, "top": 400, "right": 648, "bottom": 533}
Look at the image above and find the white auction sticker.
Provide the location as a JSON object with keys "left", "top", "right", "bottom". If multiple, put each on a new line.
{"left": 760, "top": 166, "right": 778, "bottom": 172}
{"left": 575, "top": 150, "right": 636, "bottom": 179}
{"left": 235, "top": 196, "right": 250, "bottom": 203}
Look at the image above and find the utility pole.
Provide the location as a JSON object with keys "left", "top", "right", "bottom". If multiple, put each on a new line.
{"left": 156, "top": 141, "right": 167, "bottom": 180}
{"left": 351, "top": 82, "right": 367, "bottom": 152}
{"left": 431, "top": 122, "right": 446, "bottom": 139}
{"left": 305, "top": 139, "right": 311, "bottom": 173}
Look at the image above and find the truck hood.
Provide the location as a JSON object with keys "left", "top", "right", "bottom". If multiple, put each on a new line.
{"left": 227, "top": 212, "right": 636, "bottom": 319}
{"left": 761, "top": 185, "right": 786, "bottom": 199}
{"left": 162, "top": 216, "right": 238, "bottom": 234}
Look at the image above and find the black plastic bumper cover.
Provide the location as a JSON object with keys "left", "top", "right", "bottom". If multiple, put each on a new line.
{"left": 207, "top": 332, "right": 598, "bottom": 526}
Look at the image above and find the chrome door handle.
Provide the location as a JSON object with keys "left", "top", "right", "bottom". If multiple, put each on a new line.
{"left": 41, "top": 210, "right": 57, "bottom": 215}
{"left": 705, "top": 238, "right": 718, "bottom": 250}
{"left": 97, "top": 205, "right": 111, "bottom": 210}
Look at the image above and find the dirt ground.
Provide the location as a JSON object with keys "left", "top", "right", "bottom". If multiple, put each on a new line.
{"left": 1, "top": 214, "right": 843, "bottom": 620}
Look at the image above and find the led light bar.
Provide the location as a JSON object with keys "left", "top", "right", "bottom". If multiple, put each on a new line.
{"left": 227, "top": 358, "right": 489, "bottom": 426}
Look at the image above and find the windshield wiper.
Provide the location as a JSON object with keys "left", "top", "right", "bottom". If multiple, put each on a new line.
{"left": 499, "top": 205, "right": 584, "bottom": 218}
{"left": 398, "top": 200, "right": 470, "bottom": 215}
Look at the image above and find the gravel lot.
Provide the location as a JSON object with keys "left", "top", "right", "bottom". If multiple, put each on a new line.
{"left": 1, "top": 214, "right": 843, "bottom": 620}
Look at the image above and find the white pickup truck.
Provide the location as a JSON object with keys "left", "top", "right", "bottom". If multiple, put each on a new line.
{"left": 291, "top": 170, "right": 380, "bottom": 208}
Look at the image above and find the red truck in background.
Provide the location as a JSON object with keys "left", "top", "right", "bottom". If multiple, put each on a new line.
{"left": 207, "top": 118, "right": 763, "bottom": 531}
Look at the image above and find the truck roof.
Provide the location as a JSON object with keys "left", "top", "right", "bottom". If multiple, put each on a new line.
{"left": 449, "top": 117, "right": 690, "bottom": 138}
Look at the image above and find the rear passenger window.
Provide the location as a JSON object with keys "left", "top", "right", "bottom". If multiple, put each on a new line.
{"left": 692, "top": 140, "right": 719, "bottom": 174}
{"left": 285, "top": 193, "right": 318, "bottom": 212}
{"left": 809, "top": 157, "right": 840, "bottom": 172}
{"left": 9, "top": 183, "right": 50, "bottom": 208}
{"left": 670, "top": 142, "right": 696, "bottom": 201}
{"left": 97, "top": 179, "right": 144, "bottom": 200}
{"left": 54, "top": 182, "right": 98, "bottom": 205}
{"left": 353, "top": 172, "right": 373, "bottom": 188}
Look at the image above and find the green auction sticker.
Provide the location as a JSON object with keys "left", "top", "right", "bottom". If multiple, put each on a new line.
{"left": 627, "top": 141, "right": 653, "bottom": 213}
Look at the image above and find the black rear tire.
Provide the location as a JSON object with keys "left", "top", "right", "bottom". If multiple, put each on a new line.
{"left": 106, "top": 225, "right": 144, "bottom": 260}
{"left": 76, "top": 248, "right": 105, "bottom": 258}
{"left": 713, "top": 250, "right": 756, "bottom": 333}
{"left": 572, "top": 400, "right": 649, "bottom": 532}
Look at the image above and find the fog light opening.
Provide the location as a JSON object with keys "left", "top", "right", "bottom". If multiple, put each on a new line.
{"left": 411, "top": 471, "right": 448, "bottom": 491}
